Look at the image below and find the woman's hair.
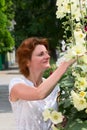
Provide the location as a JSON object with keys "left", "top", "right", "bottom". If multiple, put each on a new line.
{"left": 16, "top": 37, "right": 49, "bottom": 77}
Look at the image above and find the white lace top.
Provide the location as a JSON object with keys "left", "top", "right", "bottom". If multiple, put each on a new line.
{"left": 9, "top": 76, "right": 60, "bottom": 130}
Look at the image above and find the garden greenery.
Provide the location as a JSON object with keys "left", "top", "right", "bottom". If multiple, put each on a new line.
{"left": 43, "top": 0, "right": 87, "bottom": 130}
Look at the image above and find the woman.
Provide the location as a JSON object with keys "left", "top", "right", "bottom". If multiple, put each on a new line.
{"left": 9, "top": 37, "right": 75, "bottom": 130}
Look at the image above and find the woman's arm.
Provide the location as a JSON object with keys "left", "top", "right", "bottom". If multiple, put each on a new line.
{"left": 10, "top": 59, "right": 75, "bottom": 101}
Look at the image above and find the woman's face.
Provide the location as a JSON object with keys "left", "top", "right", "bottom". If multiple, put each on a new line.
{"left": 28, "top": 45, "right": 50, "bottom": 72}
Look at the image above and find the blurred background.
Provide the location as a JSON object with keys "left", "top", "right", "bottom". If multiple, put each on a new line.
{"left": 0, "top": 0, "right": 66, "bottom": 71}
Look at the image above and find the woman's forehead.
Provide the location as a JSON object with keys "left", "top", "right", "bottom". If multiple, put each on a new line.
{"left": 34, "top": 45, "right": 47, "bottom": 52}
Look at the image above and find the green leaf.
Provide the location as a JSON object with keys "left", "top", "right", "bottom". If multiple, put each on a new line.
{"left": 65, "top": 119, "right": 87, "bottom": 130}
{"left": 63, "top": 99, "right": 71, "bottom": 108}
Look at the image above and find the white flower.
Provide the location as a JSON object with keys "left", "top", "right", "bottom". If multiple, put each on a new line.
{"left": 56, "top": 0, "right": 64, "bottom": 7}
{"left": 72, "top": 71, "right": 80, "bottom": 77}
{"left": 56, "top": 0, "right": 70, "bottom": 19}
{"left": 74, "top": 76, "right": 87, "bottom": 91}
{"left": 55, "top": 0, "right": 87, "bottom": 127}
{"left": 56, "top": 0, "right": 87, "bottom": 20}
{"left": 79, "top": 54, "right": 87, "bottom": 64}
{"left": 71, "top": 90, "right": 87, "bottom": 111}
{"left": 50, "top": 111, "right": 63, "bottom": 124}
{"left": 74, "top": 29, "right": 86, "bottom": 44}
{"left": 65, "top": 44, "right": 86, "bottom": 60}
{"left": 42, "top": 109, "right": 51, "bottom": 121}
{"left": 79, "top": 91, "right": 86, "bottom": 98}
{"left": 71, "top": 2, "right": 81, "bottom": 21}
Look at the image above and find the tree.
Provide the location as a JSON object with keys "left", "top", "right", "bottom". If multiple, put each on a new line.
{"left": 13, "top": 0, "right": 64, "bottom": 60}
{"left": 0, "top": 0, "right": 15, "bottom": 53}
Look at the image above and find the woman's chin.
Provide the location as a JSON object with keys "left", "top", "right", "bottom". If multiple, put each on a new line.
{"left": 45, "top": 65, "right": 50, "bottom": 70}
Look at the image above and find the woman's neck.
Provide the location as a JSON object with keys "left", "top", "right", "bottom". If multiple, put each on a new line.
{"left": 27, "top": 73, "right": 43, "bottom": 87}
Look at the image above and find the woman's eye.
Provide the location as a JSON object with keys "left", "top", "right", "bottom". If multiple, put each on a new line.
{"left": 38, "top": 52, "right": 44, "bottom": 56}
{"left": 37, "top": 51, "right": 50, "bottom": 57}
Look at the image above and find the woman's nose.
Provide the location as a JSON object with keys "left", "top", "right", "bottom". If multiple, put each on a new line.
{"left": 45, "top": 53, "right": 50, "bottom": 59}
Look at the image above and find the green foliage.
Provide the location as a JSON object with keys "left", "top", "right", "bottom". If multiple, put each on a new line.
{"left": 58, "top": 68, "right": 74, "bottom": 111}
{"left": 43, "top": 64, "right": 57, "bottom": 78}
{"left": 58, "top": 67, "right": 87, "bottom": 130}
{"left": 0, "top": 0, "right": 5, "bottom": 7}
{"left": 0, "top": 29, "right": 14, "bottom": 52}
{"left": 0, "top": 11, "right": 7, "bottom": 28}
{"left": 13, "top": 0, "right": 64, "bottom": 50}
{"left": 65, "top": 119, "right": 87, "bottom": 130}
{"left": 0, "top": 0, "right": 15, "bottom": 53}
{"left": 43, "top": 59, "right": 57, "bottom": 78}
{"left": 5, "top": 0, "right": 14, "bottom": 20}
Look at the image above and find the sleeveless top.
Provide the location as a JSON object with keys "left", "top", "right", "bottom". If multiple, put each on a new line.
{"left": 9, "top": 76, "right": 60, "bottom": 130}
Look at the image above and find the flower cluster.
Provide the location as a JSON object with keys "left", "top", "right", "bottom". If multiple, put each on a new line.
{"left": 42, "top": 109, "right": 63, "bottom": 130}
{"left": 56, "top": 0, "right": 87, "bottom": 110}
{"left": 43, "top": 0, "right": 87, "bottom": 130}
{"left": 56, "top": 0, "right": 87, "bottom": 60}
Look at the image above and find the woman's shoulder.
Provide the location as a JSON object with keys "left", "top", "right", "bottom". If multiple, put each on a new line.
{"left": 9, "top": 76, "right": 34, "bottom": 88}
{"left": 9, "top": 76, "right": 28, "bottom": 93}
{"left": 9, "top": 76, "right": 25, "bottom": 89}
{"left": 10, "top": 76, "right": 24, "bottom": 84}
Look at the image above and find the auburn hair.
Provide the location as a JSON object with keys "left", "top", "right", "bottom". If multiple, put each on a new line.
{"left": 16, "top": 37, "right": 49, "bottom": 77}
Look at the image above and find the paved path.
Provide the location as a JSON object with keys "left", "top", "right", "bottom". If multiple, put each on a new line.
{"left": 0, "top": 67, "right": 21, "bottom": 130}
